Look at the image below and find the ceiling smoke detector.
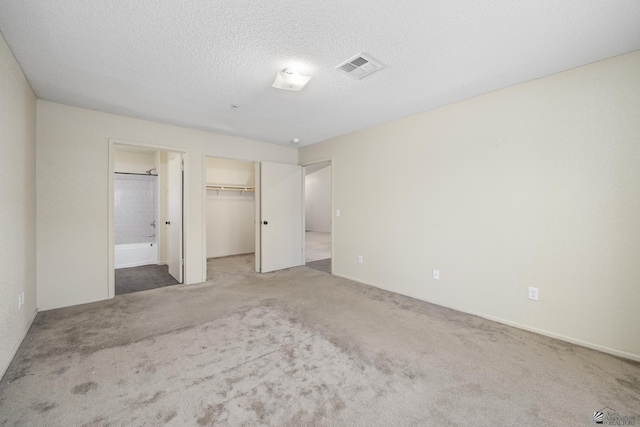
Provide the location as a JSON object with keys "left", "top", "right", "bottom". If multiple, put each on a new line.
{"left": 336, "top": 53, "right": 383, "bottom": 79}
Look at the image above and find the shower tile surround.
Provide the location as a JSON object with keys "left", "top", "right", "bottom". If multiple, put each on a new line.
{"left": 114, "top": 174, "right": 158, "bottom": 245}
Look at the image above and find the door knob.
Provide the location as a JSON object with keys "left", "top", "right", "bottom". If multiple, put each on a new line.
{"left": 165, "top": 221, "right": 171, "bottom": 225}
{"left": 263, "top": 221, "right": 268, "bottom": 225}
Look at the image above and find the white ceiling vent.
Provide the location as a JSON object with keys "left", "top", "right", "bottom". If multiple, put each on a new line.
{"left": 336, "top": 53, "right": 383, "bottom": 79}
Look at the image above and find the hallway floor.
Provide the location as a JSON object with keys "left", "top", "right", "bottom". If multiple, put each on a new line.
{"left": 305, "top": 231, "right": 331, "bottom": 262}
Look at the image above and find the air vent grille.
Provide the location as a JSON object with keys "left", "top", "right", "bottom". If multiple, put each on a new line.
{"left": 336, "top": 53, "right": 383, "bottom": 79}
{"left": 340, "top": 63, "right": 357, "bottom": 73}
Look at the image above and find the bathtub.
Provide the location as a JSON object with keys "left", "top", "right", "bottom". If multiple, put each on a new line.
{"left": 114, "top": 243, "right": 158, "bottom": 269}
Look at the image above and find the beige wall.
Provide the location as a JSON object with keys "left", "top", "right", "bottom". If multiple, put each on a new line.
{"left": 305, "top": 165, "right": 332, "bottom": 233}
{"left": 206, "top": 157, "right": 255, "bottom": 186}
{"left": 114, "top": 149, "right": 156, "bottom": 174}
{"left": 300, "top": 51, "right": 640, "bottom": 360}
{"left": 36, "top": 101, "right": 297, "bottom": 310}
{"left": 0, "top": 34, "right": 38, "bottom": 377}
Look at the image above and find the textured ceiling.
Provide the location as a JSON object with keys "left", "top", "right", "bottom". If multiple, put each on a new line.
{"left": 1, "top": 1, "right": 640, "bottom": 147}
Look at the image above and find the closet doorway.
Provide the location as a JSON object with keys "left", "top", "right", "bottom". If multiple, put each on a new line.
{"left": 304, "top": 161, "right": 332, "bottom": 274}
{"left": 205, "top": 157, "right": 256, "bottom": 278}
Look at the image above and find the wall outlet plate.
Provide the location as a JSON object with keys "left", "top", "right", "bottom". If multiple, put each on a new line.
{"left": 433, "top": 269, "right": 440, "bottom": 280}
{"left": 357, "top": 255, "right": 363, "bottom": 264}
{"left": 528, "top": 286, "right": 539, "bottom": 301}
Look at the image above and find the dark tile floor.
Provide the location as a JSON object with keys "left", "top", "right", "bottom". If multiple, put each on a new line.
{"left": 115, "top": 264, "right": 179, "bottom": 295}
{"left": 306, "top": 258, "right": 331, "bottom": 274}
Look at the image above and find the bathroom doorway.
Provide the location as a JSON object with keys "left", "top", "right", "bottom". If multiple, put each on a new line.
{"left": 112, "top": 146, "right": 183, "bottom": 295}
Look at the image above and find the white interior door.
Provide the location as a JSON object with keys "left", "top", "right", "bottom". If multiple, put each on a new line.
{"left": 257, "top": 161, "right": 304, "bottom": 273}
{"left": 167, "top": 152, "right": 183, "bottom": 282}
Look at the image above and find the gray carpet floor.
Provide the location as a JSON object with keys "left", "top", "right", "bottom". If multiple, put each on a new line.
{"left": 306, "top": 258, "right": 331, "bottom": 274}
{"left": 115, "top": 264, "right": 179, "bottom": 295}
{"left": 0, "top": 254, "right": 638, "bottom": 426}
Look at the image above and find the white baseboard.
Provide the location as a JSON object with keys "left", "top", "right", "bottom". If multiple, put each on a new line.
{"left": 333, "top": 272, "right": 640, "bottom": 362}
{"left": 1, "top": 308, "right": 38, "bottom": 381}
{"left": 39, "top": 295, "right": 110, "bottom": 312}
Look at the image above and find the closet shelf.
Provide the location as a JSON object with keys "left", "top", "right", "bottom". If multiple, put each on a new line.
{"left": 206, "top": 184, "right": 255, "bottom": 195}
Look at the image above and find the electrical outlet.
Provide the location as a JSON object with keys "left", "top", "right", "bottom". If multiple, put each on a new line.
{"left": 357, "top": 255, "right": 363, "bottom": 264}
{"left": 433, "top": 270, "right": 440, "bottom": 280}
{"left": 336, "top": 209, "right": 341, "bottom": 217}
{"left": 528, "top": 287, "right": 539, "bottom": 301}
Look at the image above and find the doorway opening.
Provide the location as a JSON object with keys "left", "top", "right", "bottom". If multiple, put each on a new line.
{"left": 112, "top": 146, "right": 184, "bottom": 295}
{"left": 205, "top": 159, "right": 306, "bottom": 276}
{"left": 304, "top": 161, "right": 332, "bottom": 274}
{"left": 205, "top": 157, "right": 256, "bottom": 279}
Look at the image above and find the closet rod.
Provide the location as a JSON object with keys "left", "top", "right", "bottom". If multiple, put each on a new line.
{"left": 206, "top": 185, "right": 255, "bottom": 191}
{"left": 206, "top": 185, "right": 255, "bottom": 196}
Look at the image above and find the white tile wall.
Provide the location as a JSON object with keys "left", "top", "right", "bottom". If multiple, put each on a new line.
{"left": 114, "top": 174, "right": 158, "bottom": 245}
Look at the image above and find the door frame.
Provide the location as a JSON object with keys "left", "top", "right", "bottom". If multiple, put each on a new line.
{"left": 301, "top": 157, "right": 334, "bottom": 273}
{"left": 108, "top": 139, "right": 189, "bottom": 298}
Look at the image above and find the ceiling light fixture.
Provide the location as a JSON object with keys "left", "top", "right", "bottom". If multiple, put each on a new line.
{"left": 291, "top": 138, "right": 300, "bottom": 145}
{"left": 272, "top": 68, "right": 311, "bottom": 91}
